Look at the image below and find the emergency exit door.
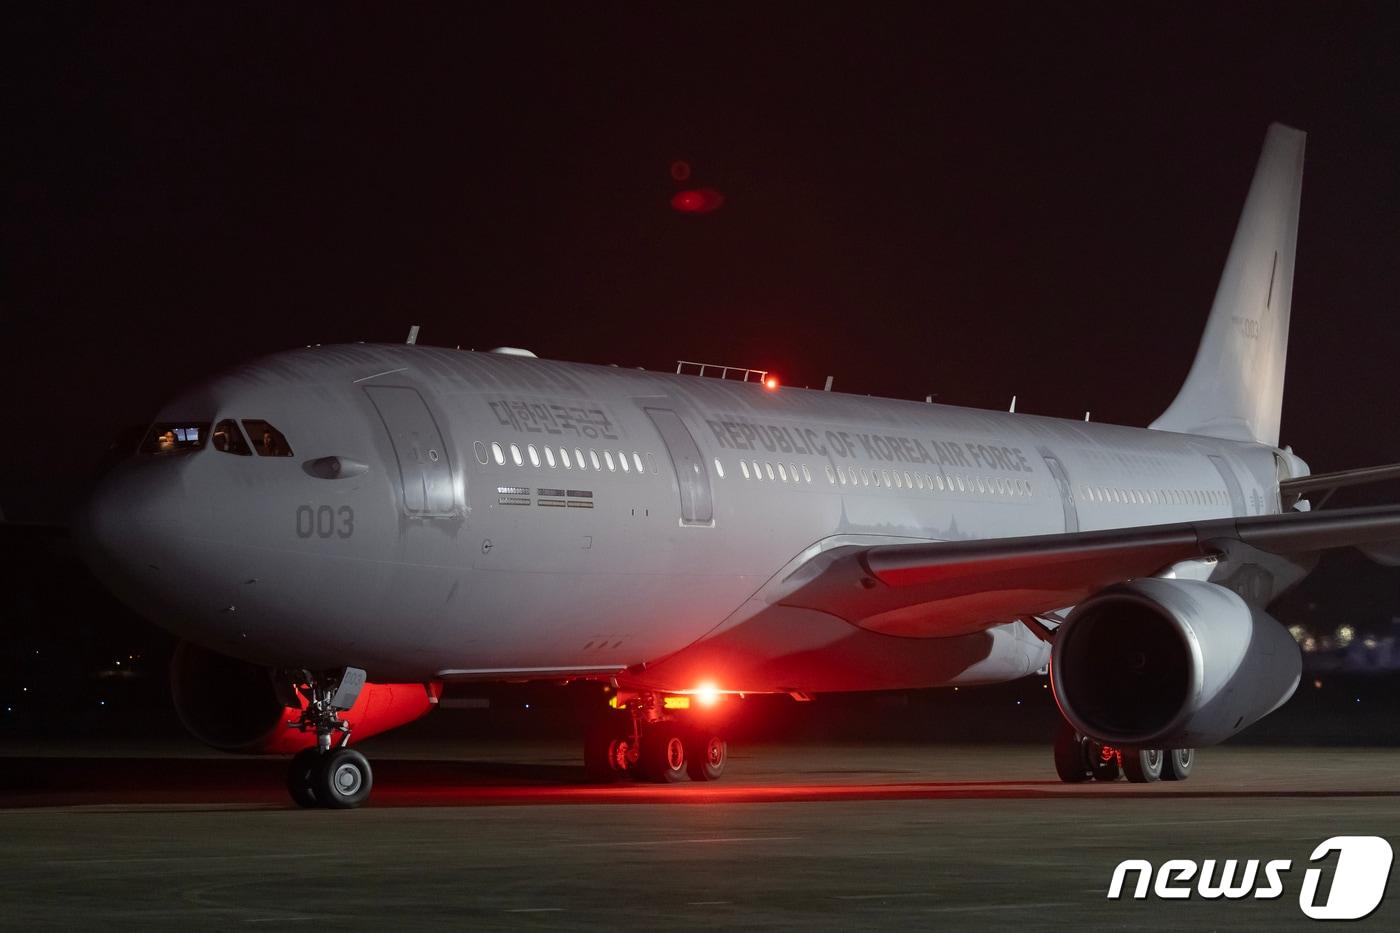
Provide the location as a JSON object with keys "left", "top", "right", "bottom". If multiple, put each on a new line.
{"left": 645, "top": 407, "right": 713, "bottom": 525}
{"left": 364, "top": 386, "right": 457, "bottom": 517}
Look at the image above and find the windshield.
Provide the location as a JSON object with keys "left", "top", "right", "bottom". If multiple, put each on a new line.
{"left": 140, "top": 422, "right": 210, "bottom": 455}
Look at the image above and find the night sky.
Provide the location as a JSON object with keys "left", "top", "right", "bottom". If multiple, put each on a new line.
{"left": 5, "top": 4, "right": 1400, "bottom": 522}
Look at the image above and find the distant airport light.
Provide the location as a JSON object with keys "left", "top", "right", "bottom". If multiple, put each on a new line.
{"left": 670, "top": 160, "right": 691, "bottom": 181}
{"left": 763, "top": 375, "right": 780, "bottom": 391}
{"left": 670, "top": 187, "right": 725, "bottom": 214}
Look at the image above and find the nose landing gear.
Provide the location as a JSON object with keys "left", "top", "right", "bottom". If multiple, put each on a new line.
{"left": 282, "top": 667, "right": 374, "bottom": 809}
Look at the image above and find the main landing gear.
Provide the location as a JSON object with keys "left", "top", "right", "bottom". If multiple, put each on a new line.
{"left": 1053, "top": 721, "right": 1194, "bottom": 784}
{"left": 283, "top": 667, "right": 374, "bottom": 809}
{"left": 584, "top": 692, "right": 729, "bottom": 784}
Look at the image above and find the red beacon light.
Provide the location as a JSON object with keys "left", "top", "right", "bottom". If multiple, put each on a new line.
{"left": 763, "top": 375, "right": 780, "bottom": 391}
{"left": 670, "top": 187, "right": 725, "bottom": 214}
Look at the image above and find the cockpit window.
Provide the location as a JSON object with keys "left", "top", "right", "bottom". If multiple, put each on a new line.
{"left": 140, "top": 422, "right": 210, "bottom": 455}
{"left": 212, "top": 419, "right": 252, "bottom": 455}
{"left": 242, "top": 419, "right": 293, "bottom": 457}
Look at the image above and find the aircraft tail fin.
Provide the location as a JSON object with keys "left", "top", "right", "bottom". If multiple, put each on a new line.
{"left": 1150, "top": 123, "right": 1306, "bottom": 447}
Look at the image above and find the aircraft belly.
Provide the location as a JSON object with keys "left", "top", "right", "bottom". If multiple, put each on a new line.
{"left": 627, "top": 602, "right": 1050, "bottom": 694}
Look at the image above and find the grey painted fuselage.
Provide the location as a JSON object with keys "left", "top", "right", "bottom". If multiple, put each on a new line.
{"left": 83, "top": 343, "right": 1292, "bottom": 694}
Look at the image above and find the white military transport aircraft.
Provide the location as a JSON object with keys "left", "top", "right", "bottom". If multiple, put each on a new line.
{"left": 79, "top": 124, "right": 1400, "bottom": 807}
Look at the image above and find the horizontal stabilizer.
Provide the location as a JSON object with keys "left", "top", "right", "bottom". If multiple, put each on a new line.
{"left": 1280, "top": 462, "right": 1400, "bottom": 501}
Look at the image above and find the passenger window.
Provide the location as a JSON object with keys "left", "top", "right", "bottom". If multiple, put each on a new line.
{"left": 492, "top": 442, "right": 505, "bottom": 465}
{"left": 765, "top": 462, "right": 775, "bottom": 481}
{"left": 904, "top": 471, "right": 913, "bottom": 488}
{"left": 741, "top": 461, "right": 750, "bottom": 479}
{"left": 560, "top": 448, "right": 572, "bottom": 469}
{"left": 956, "top": 476, "right": 965, "bottom": 492}
{"left": 212, "top": 419, "right": 251, "bottom": 456}
{"left": 601, "top": 451, "right": 613, "bottom": 471}
{"left": 633, "top": 453, "right": 644, "bottom": 473}
{"left": 618, "top": 451, "right": 629, "bottom": 472}
{"left": 528, "top": 445, "right": 540, "bottom": 467}
{"left": 545, "top": 447, "right": 556, "bottom": 468}
{"left": 474, "top": 441, "right": 489, "bottom": 465}
{"left": 803, "top": 465, "right": 812, "bottom": 484}
{"left": 872, "top": 471, "right": 881, "bottom": 487}
{"left": 826, "top": 465, "right": 836, "bottom": 484}
{"left": 777, "top": 463, "right": 787, "bottom": 482}
{"left": 752, "top": 460, "right": 762, "bottom": 480}
{"left": 143, "top": 422, "right": 211, "bottom": 455}
{"left": 240, "top": 420, "right": 292, "bottom": 457}
{"left": 510, "top": 444, "right": 523, "bottom": 466}
{"left": 860, "top": 468, "right": 870, "bottom": 486}
{"left": 714, "top": 458, "right": 725, "bottom": 479}
{"left": 576, "top": 448, "right": 587, "bottom": 470}
{"left": 837, "top": 466, "right": 847, "bottom": 485}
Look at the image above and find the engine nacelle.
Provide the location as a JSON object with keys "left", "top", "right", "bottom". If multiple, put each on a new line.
{"left": 170, "top": 640, "right": 438, "bottom": 754}
{"left": 1050, "top": 578, "right": 1300, "bottom": 747}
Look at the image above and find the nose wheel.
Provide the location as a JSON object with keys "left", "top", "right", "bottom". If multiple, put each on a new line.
{"left": 282, "top": 667, "right": 376, "bottom": 809}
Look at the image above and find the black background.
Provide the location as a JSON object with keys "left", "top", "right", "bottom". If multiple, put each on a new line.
{"left": 3, "top": 4, "right": 1398, "bottom": 737}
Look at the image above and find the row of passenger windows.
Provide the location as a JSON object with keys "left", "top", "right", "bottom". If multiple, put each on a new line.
{"left": 716, "top": 457, "right": 1035, "bottom": 497}
{"left": 477, "top": 439, "right": 1228, "bottom": 509}
{"left": 477, "top": 440, "right": 658, "bottom": 476}
{"left": 1080, "top": 484, "right": 1225, "bottom": 507}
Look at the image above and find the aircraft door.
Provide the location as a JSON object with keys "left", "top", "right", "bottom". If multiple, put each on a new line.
{"left": 1208, "top": 454, "right": 1248, "bottom": 516}
{"left": 644, "top": 407, "right": 713, "bottom": 525}
{"left": 1038, "top": 448, "right": 1079, "bottom": 533}
{"left": 364, "top": 386, "right": 457, "bottom": 517}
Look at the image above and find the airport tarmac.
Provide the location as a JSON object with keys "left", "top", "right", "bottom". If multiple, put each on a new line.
{"left": 1, "top": 741, "right": 1397, "bottom": 931}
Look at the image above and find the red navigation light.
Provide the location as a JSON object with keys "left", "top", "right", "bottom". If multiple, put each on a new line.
{"left": 763, "top": 375, "right": 779, "bottom": 391}
{"left": 670, "top": 187, "right": 725, "bottom": 214}
{"left": 694, "top": 682, "right": 720, "bottom": 707}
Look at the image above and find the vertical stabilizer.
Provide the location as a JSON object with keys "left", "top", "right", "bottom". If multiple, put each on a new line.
{"left": 1150, "top": 123, "right": 1305, "bottom": 447}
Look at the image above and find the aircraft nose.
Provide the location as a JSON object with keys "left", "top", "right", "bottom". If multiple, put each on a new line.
{"left": 76, "top": 460, "right": 194, "bottom": 600}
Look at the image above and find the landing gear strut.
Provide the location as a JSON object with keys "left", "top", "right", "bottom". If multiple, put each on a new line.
{"left": 584, "top": 692, "right": 729, "bottom": 784}
{"left": 283, "top": 667, "right": 373, "bottom": 808}
{"left": 1053, "top": 721, "right": 1194, "bottom": 784}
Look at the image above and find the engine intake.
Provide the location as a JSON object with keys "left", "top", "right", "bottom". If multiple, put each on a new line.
{"left": 1050, "top": 578, "right": 1300, "bottom": 747}
{"left": 171, "top": 640, "right": 437, "bottom": 753}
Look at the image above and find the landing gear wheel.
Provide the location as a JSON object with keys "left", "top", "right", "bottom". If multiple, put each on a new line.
{"left": 584, "top": 719, "right": 634, "bottom": 782}
{"left": 638, "top": 722, "right": 689, "bottom": 783}
{"left": 287, "top": 747, "right": 322, "bottom": 807}
{"left": 1053, "top": 720, "right": 1093, "bottom": 783}
{"left": 313, "top": 747, "right": 373, "bottom": 808}
{"left": 685, "top": 731, "right": 727, "bottom": 782}
{"left": 1161, "top": 748, "right": 1194, "bottom": 781}
{"left": 1122, "top": 748, "right": 1164, "bottom": 783}
{"left": 1090, "top": 745, "right": 1121, "bottom": 782}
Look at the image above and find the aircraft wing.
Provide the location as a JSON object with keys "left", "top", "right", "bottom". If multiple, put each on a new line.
{"left": 776, "top": 504, "right": 1400, "bottom": 638}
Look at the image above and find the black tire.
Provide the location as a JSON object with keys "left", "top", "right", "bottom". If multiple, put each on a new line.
{"left": 1122, "top": 748, "right": 1164, "bottom": 783}
{"left": 1161, "top": 748, "right": 1194, "bottom": 781}
{"left": 1090, "top": 745, "right": 1121, "bottom": 782}
{"left": 584, "top": 720, "right": 633, "bottom": 783}
{"left": 313, "top": 747, "right": 373, "bottom": 808}
{"left": 286, "top": 747, "right": 322, "bottom": 808}
{"left": 685, "top": 731, "right": 727, "bottom": 782}
{"left": 638, "top": 722, "right": 689, "bottom": 783}
{"left": 1053, "top": 720, "right": 1093, "bottom": 783}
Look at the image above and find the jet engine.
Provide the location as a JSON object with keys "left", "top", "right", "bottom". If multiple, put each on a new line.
{"left": 1050, "top": 578, "right": 1300, "bottom": 747}
{"left": 170, "top": 640, "right": 438, "bottom": 754}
